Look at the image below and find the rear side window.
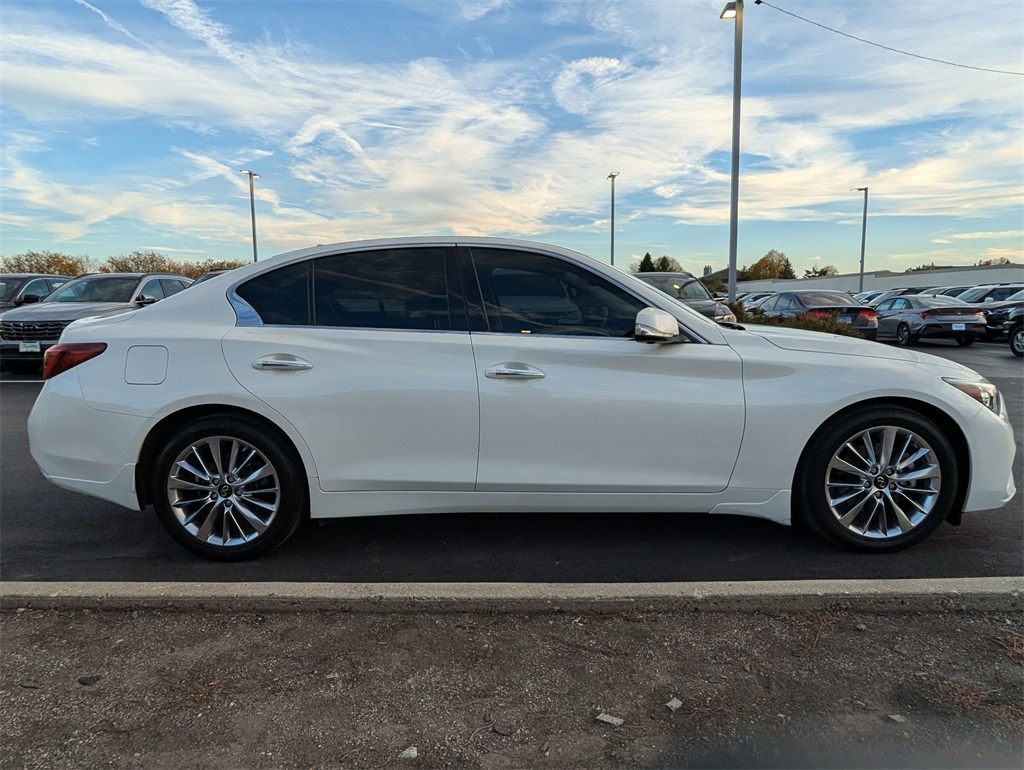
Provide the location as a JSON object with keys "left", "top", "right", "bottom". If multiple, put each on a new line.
{"left": 313, "top": 248, "right": 451, "bottom": 330}
{"left": 236, "top": 261, "right": 312, "bottom": 325}
{"left": 469, "top": 247, "right": 645, "bottom": 337}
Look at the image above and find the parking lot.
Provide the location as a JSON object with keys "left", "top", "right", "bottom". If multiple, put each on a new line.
{"left": 1, "top": 337, "right": 1020, "bottom": 584}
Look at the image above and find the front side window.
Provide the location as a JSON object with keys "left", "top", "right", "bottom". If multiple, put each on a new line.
{"left": 19, "top": 279, "right": 51, "bottom": 299}
{"left": 138, "top": 279, "right": 167, "bottom": 300}
{"left": 469, "top": 248, "right": 645, "bottom": 337}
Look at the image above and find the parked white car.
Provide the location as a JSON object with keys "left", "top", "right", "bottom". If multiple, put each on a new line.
{"left": 28, "top": 238, "right": 1016, "bottom": 560}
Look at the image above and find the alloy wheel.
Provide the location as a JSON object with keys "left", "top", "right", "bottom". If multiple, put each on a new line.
{"left": 824, "top": 425, "right": 941, "bottom": 540}
{"left": 165, "top": 435, "right": 281, "bottom": 547}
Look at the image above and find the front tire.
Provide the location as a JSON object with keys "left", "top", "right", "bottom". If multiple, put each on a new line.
{"left": 151, "top": 416, "right": 307, "bottom": 561}
{"left": 1011, "top": 325, "right": 1024, "bottom": 357}
{"left": 795, "top": 407, "right": 957, "bottom": 553}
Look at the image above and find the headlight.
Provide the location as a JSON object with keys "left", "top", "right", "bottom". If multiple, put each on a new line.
{"left": 943, "top": 378, "right": 1004, "bottom": 415}
{"left": 715, "top": 307, "right": 737, "bottom": 323}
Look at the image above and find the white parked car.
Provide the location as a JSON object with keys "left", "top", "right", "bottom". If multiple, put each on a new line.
{"left": 28, "top": 238, "right": 1016, "bottom": 560}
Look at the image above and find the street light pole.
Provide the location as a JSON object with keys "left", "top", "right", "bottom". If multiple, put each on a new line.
{"left": 853, "top": 186, "right": 869, "bottom": 293}
{"left": 240, "top": 169, "right": 261, "bottom": 262}
{"left": 721, "top": 0, "right": 743, "bottom": 302}
{"left": 607, "top": 171, "right": 620, "bottom": 266}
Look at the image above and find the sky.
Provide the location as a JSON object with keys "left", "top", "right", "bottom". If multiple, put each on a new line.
{"left": 1, "top": 0, "right": 1022, "bottom": 277}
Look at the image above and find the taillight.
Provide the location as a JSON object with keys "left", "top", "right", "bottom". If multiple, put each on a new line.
{"left": 806, "top": 309, "right": 829, "bottom": 319}
{"left": 42, "top": 343, "right": 107, "bottom": 380}
{"left": 857, "top": 309, "right": 878, "bottom": 327}
{"left": 919, "top": 310, "right": 937, "bottom": 318}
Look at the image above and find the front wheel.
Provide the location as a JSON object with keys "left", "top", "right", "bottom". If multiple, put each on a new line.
{"left": 1010, "top": 325, "right": 1023, "bottom": 357}
{"left": 151, "top": 416, "right": 307, "bottom": 560}
{"left": 955, "top": 336, "right": 975, "bottom": 347}
{"left": 795, "top": 407, "right": 957, "bottom": 552}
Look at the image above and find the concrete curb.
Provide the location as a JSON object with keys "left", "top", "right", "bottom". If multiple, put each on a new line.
{"left": 2, "top": 577, "right": 1022, "bottom": 614}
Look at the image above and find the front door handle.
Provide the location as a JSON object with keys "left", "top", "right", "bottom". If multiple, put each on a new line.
{"left": 253, "top": 356, "right": 313, "bottom": 371}
{"left": 484, "top": 363, "right": 546, "bottom": 380}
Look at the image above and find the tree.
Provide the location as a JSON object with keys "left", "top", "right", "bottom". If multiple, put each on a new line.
{"left": 0, "top": 250, "right": 92, "bottom": 276}
{"left": 977, "top": 257, "right": 1011, "bottom": 266}
{"left": 102, "top": 250, "right": 182, "bottom": 275}
{"left": 630, "top": 253, "right": 682, "bottom": 273}
{"left": 803, "top": 264, "right": 839, "bottom": 278}
{"left": 99, "top": 251, "right": 246, "bottom": 279}
{"left": 743, "top": 249, "right": 796, "bottom": 280}
{"left": 631, "top": 253, "right": 657, "bottom": 273}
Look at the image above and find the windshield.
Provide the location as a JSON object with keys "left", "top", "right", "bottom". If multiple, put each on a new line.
{"left": 0, "top": 279, "right": 20, "bottom": 303}
{"left": 917, "top": 295, "right": 967, "bottom": 307}
{"left": 956, "top": 286, "right": 994, "bottom": 303}
{"left": 49, "top": 275, "right": 139, "bottom": 303}
{"left": 798, "top": 291, "right": 857, "bottom": 306}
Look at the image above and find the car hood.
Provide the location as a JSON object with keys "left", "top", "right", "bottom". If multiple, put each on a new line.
{"left": 740, "top": 323, "right": 976, "bottom": 371}
{"left": 1, "top": 301, "right": 136, "bottom": 322}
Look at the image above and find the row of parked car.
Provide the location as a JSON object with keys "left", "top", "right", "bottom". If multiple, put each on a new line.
{"left": 2, "top": 267, "right": 1022, "bottom": 375}
{"left": 0, "top": 271, "right": 212, "bottom": 373}
{"left": 733, "top": 281, "right": 1024, "bottom": 356}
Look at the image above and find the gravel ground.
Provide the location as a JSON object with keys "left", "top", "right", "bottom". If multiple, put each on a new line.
{"left": 1, "top": 607, "right": 1022, "bottom": 769}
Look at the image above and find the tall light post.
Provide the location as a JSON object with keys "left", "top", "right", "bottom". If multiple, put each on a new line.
{"left": 607, "top": 171, "right": 620, "bottom": 266}
{"left": 239, "top": 169, "right": 260, "bottom": 262}
{"left": 721, "top": 0, "right": 743, "bottom": 302}
{"left": 853, "top": 186, "right": 869, "bottom": 293}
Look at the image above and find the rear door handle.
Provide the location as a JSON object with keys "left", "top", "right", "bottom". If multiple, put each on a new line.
{"left": 484, "top": 363, "right": 545, "bottom": 380}
{"left": 253, "top": 356, "right": 313, "bottom": 371}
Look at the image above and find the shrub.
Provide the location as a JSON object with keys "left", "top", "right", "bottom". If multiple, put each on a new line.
{"left": 730, "top": 302, "right": 864, "bottom": 338}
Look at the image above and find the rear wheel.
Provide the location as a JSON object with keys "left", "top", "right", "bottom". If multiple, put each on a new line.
{"left": 1010, "top": 325, "right": 1023, "bottom": 357}
{"left": 955, "top": 336, "right": 975, "bottom": 347}
{"left": 895, "top": 323, "right": 915, "bottom": 347}
{"left": 795, "top": 406, "right": 957, "bottom": 552}
{"left": 151, "top": 416, "right": 307, "bottom": 561}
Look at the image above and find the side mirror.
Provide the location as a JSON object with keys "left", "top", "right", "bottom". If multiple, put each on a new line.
{"left": 713, "top": 293, "right": 727, "bottom": 302}
{"left": 635, "top": 308, "right": 682, "bottom": 343}
{"left": 135, "top": 295, "right": 159, "bottom": 306}
{"left": 17, "top": 294, "right": 42, "bottom": 305}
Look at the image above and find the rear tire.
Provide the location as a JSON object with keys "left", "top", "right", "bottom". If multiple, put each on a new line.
{"left": 151, "top": 416, "right": 307, "bottom": 561}
{"left": 895, "top": 323, "right": 915, "bottom": 347}
{"left": 955, "top": 336, "right": 975, "bottom": 347}
{"left": 795, "top": 406, "right": 957, "bottom": 553}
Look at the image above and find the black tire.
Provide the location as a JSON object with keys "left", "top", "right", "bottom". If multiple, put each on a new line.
{"left": 795, "top": 406, "right": 958, "bottom": 553}
{"left": 955, "top": 336, "right": 975, "bottom": 347}
{"left": 895, "top": 323, "right": 914, "bottom": 347}
{"left": 1010, "top": 325, "right": 1023, "bottom": 358}
{"left": 1, "top": 360, "right": 41, "bottom": 375}
{"left": 151, "top": 416, "right": 307, "bottom": 561}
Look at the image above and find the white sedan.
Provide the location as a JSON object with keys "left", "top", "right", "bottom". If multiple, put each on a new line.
{"left": 28, "top": 238, "right": 1016, "bottom": 560}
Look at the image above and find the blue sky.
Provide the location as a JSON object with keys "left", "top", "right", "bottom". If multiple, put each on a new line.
{"left": 1, "top": 0, "right": 1022, "bottom": 276}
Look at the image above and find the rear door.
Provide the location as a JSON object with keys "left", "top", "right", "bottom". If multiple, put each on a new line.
{"left": 222, "top": 245, "right": 480, "bottom": 492}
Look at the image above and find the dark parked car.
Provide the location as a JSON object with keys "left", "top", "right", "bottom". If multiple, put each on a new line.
{"left": 956, "top": 284, "right": 1024, "bottom": 304}
{"left": 0, "top": 272, "right": 192, "bottom": 373}
{"left": 976, "top": 290, "right": 1024, "bottom": 340}
{"left": 190, "top": 268, "right": 235, "bottom": 286}
{"left": 755, "top": 290, "right": 878, "bottom": 340}
{"left": 1005, "top": 306, "right": 1024, "bottom": 357}
{"left": 0, "top": 273, "right": 70, "bottom": 313}
{"left": 633, "top": 272, "right": 737, "bottom": 324}
{"left": 873, "top": 295, "right": 987, "bottom": 347}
